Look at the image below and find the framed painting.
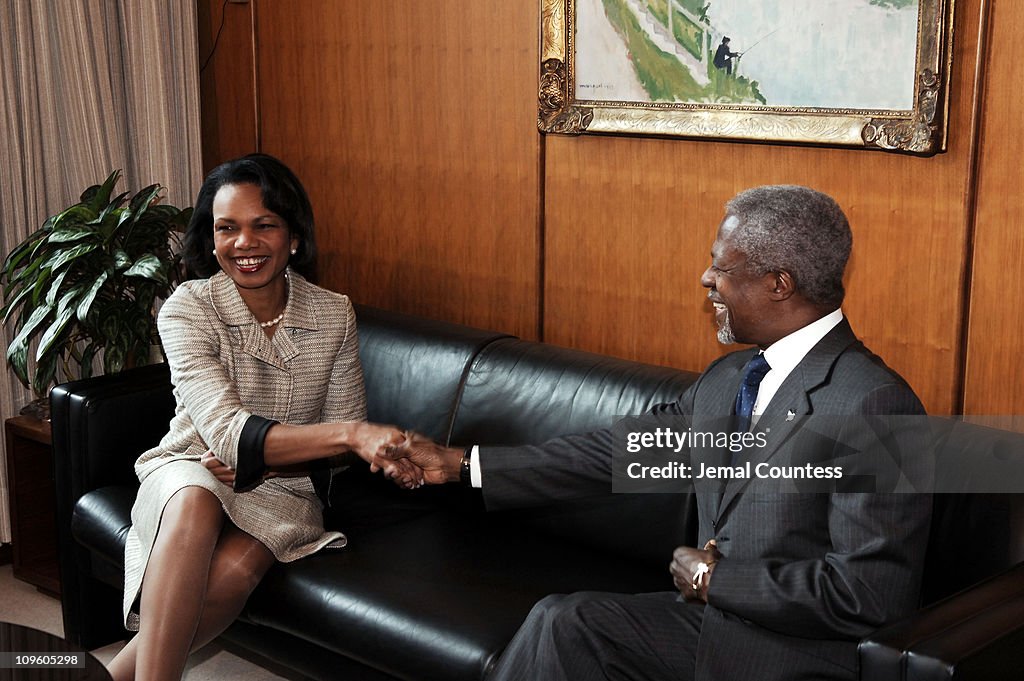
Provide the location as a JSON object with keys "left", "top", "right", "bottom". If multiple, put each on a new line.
{"left": 539, "top": 0, "right": 955, "bottom": 155}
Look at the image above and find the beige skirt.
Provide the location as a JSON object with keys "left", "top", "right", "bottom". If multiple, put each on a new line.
{"left": 122, "top": 458, "right": 345, "bottom": 630}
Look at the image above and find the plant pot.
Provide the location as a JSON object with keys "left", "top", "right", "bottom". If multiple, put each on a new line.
{"left": 19, "top": 396, "right": 50, "bottom": 422}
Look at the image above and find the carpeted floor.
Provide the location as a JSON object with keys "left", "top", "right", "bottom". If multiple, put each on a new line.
{"left": 0, "top": 563, "right": 294, "bottom": 680}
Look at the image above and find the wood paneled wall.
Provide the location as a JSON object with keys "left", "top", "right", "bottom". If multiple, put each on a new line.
{"left": 198, "top": 0, "right": 1017, "bottom": 417}
{"left": 963, "top": 0, "right": 1024, "bottom": 417}
{"left": 200, "top": 0, "right": 541, "bottom": 339}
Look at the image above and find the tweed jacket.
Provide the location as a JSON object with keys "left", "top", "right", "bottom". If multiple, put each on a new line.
{"left": 135, "top": 270, "right": 367, "bottom": 486}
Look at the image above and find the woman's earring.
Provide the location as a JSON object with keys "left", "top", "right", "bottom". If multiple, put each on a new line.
{"left": 290, "top": 248, "right": 297, "bottom": 255}
{"left": 212, "top": 249, "right": 217, "bottom": 255}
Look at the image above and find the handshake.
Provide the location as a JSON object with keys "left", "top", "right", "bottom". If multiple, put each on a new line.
{"left": 198, "top": 422, "right": 465, "bottom": 490}
{"left": 368, "top": 430, "right": 466, "bottom": 489}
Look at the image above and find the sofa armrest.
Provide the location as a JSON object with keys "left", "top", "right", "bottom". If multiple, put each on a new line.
{"left": 50, "top": 363, "right": 175, "bottom": 647}
{"left": 51, "top": 363, "right": 175, "bottom": 500}
{"left": 859, "top": 562, "right": 1024, "bottom": 681}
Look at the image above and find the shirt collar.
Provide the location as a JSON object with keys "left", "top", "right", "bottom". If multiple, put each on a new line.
{"left": 761, "top": 308, "right": 844, "bottom": 378}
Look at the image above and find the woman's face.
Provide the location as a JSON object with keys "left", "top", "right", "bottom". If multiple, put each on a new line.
{"left": 211, "top": 183, "right": 298, "bottom": 292}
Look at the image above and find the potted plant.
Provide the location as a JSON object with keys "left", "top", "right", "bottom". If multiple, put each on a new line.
{"left": 1, "top": 170, "right": 192, "bottom": 413}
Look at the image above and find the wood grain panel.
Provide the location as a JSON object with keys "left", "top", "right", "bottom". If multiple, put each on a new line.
{"left": 963, "top": 0, "right": 1024, "bottom": 417}
{"left": 543, "top": 2, "right": 984, "bottom": 415}
{"left": 197, "top": 0, "right": 258, "bottom": 173}
{"left": 252, "top": 0, "right": 541, "bottom": 339}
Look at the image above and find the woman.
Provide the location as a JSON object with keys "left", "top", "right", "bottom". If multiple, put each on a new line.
{"left": 108, "top": 154, "right": 413, "bottom": 681}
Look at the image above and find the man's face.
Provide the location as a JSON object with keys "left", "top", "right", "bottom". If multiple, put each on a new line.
{"left": 700, "top": 214, "right": 774, "bottom": 346}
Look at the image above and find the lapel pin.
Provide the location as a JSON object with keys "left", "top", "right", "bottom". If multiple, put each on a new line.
{"left": 786, "top": 410, "right": 795, "bottom": 421}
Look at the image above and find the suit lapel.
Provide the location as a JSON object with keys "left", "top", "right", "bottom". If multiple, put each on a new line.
{"left": 715, "top": 319, "right": 860, "bottom": 523}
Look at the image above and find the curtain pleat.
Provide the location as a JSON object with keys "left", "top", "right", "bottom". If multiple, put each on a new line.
{"left": 0, "top": 0, "right": 202, "bottom": 544}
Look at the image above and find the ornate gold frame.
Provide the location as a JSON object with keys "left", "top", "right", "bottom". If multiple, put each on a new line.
{"left": 539, "top": 0, "right": 955, "bottom": 155}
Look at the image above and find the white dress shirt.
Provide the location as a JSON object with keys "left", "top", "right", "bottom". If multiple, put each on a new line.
{"left": 754, "top": 308, "right": 843, "bottom": 421}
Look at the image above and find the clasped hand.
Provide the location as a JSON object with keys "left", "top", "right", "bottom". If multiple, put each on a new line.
{"left": 669, "top": 540, "right": 723, "bottom": 602}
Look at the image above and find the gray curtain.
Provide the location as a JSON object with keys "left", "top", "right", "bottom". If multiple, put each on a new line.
{"left": 0, "top": 0, "right": 202, "bottom": 543}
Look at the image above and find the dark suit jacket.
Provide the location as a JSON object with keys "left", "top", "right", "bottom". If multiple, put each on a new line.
{"left": 479, "top": 319, "right": 932, "bottom": 681}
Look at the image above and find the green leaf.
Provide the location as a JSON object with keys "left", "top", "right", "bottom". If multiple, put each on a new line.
{"left": 144, "top": 204, "right": 182, "bottom": 220}
{"left": 1, "top": 284, "right": 35, "bottom": 325}
{"left": 40, "top": 243, "right": 98, "bottom": 272}
{"left": 35, "top": 289, "right": 79, "bottom": 360}
{"left": 75, "top": 271, "right": 108, "bottom": 322}
{"left": 173, "top": 207, "right": 193, "bottom": 233}
{"left": 47, "top": 226, "right": 100, "bottom": 244}
{"left": 5, "top": 251, "right": 50, "bottom": 292}
{"left": 129, "top": 184, "right": 162, "bottom": 217}
{"left": 103, "top": 338, "right": 126, "bottom": 374}
{"left": 44, "top": 270, "right": 69, "bottom": 307}
{"left": 6, "top": 339, "right": 29, "bottom": 387}
{"left": 79, "top": 342, "right": 98, "bottom": 379}
{"left": 31, "top": 350, "right": 59, "bottom": 397}
{"left": 98, "top": 191, "right": 131, "bottom": 222}
{"left": 124, "top": 254, "right": 167, "bottom": 284}
{"left": 51, "top": 204, "right": 98, "bottom": 232}
{"left": 35, "top": 306, "right": 75, "bottom": 361}
{"left": 113, "top": 249, "right": 132, "bottom": 270}
{"left": 2, "top": 226, "right": 48, "bottom": 278}
{"left": 80, "top": 170, "right": 121, "bottom": 211}
{"left": 99, "top": 310, "right": 119, "bottom": 340}
{"left": 8, "top": 303, "right": 53, "bottom": 352}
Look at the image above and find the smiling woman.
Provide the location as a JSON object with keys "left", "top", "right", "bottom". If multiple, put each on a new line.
{"left": 105, "top": 154, "right": 422, "bottom": 681}
{"left": 211, "top": 183, "right": 297, "bottom": 327}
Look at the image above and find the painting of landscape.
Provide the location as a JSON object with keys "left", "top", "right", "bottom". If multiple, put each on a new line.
{"left": 574, "top": 0, "right": 921, "bottom": 110}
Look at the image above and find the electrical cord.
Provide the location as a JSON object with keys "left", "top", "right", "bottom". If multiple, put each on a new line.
{"left": 199, "top": 0, "right": 231, "bottom": 74}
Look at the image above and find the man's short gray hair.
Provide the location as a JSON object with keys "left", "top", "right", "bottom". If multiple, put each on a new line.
{"left": 725, "top": 185, "right": 852, "bottom": 309}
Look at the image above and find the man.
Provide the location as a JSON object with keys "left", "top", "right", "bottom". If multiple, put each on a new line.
{"left": 713, "top": 36, "right": 741, "bottom": 74}
{"left": 380, "top": 186, "right": 931, "bottom": 681}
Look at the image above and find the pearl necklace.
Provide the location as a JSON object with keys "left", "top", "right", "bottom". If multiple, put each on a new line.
{"left": 258, "top": 273, "right": 289, "bottom": 329}
{"left": 259, "top": 310, "right": 286, "bottom": 328}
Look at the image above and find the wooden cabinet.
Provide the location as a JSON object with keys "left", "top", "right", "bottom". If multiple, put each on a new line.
{"left": 4, "top": 416, "right": 60, "bottom": 596}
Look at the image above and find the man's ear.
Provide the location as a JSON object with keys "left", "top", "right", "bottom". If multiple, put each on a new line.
{"left": 767, "top": 270, "right": 796, "bottom": 301}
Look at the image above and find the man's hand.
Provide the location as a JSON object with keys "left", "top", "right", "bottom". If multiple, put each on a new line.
{"left": 373, "top": 431, "right": 464, "bottom": 485}
{"left": 670, "top": 540, "right": 723, "bottom": 602}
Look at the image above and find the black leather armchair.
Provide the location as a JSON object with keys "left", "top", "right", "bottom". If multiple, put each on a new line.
{"left": 859, "top": 420, "right": 1024, "bottom": 680}
{"left": 51, "top": 305, "right": 1024, "bottom": 680}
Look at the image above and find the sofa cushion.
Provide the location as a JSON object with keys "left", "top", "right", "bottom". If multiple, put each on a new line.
{"left": 449, "top": 337, "right": 700, "bottom": 569}
{"left": 450, "top": 337, "right": 699, "bottom": 446}
{"left": 243, "top": 510, "right": 676, "bottom": 681}
{"left": 71, "top": 486, "right": 134, "bottom": 588}
{"left": 355, "top": 305, "right": 511, "bottom": 442}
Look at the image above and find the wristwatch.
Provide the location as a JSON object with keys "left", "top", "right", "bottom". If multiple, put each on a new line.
{"left": 459, "top": 447, "right": 473, "bottom": 486}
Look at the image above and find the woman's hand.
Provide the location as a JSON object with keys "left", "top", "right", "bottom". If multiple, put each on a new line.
{"left": 201, "top": 451, "right": 235, "bottom": 486}
{"left": 373, "top": 431, "right": 462, "bottom": 485}
{"left": 202, "top": 451, "right": 290, "bottom": 487}
{"left": 346, "top": 422, "right": 408, "bottom": 464}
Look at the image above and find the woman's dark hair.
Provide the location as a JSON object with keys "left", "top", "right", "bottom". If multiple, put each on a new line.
{"left": 183, "top": 153, "right": 318, "bottom": 281}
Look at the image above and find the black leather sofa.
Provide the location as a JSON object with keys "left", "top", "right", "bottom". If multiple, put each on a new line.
{"left": 51, "top": 305, "right": 1024, "bottom": 680}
